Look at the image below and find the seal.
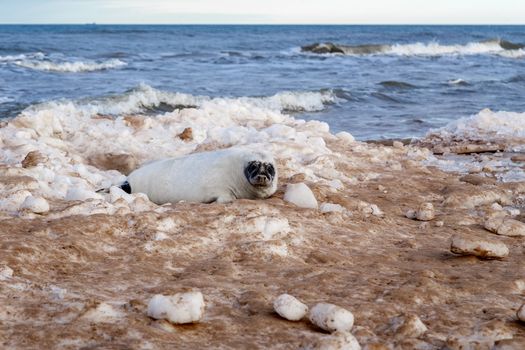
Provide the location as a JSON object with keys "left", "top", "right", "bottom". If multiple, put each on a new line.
{"left": 120, "top": 148, "right": 277, "bottom": 204}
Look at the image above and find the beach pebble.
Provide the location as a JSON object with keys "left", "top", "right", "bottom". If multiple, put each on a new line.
{"left": 517, "top": 303, "right": 525, "bottom": 322}
{"left": 310, "top": 331, "right": 361, "bottom": 350}
{"left": 485, "top": 217, "right": 525, "bottom": 237}
{"left": 273, "top": 294, "right": 308, "bottom": 321}
{"left": 416, "top": 203, "right": 435, "bottom": 221}
{"left": 178, "top": 127, "right": 193, "bottom": 141}
{"left": 309, "top": 303, "right": 354, "bottom": 333}
{"left": 359, "top": 202, "right": 384, "bottom": 217}
{"left": 405, "top": 209, "right": 417, "bottom": 219}
{"left": 491, "top": 203, "right": 504, "bottom": 211}
{"left": 389, "top": 314, "right": 427, "bottom": 339}
{"left": 21, "top": 150, "right": 48, "bottom": 168}
{"left": 20, "top": 195, "right": 49, "bottom": 214}
{"left": 450, "top": 234, "right": 509, "bottom": 259}
{"left": 0, "top": 265, "right": 14, "bottom": 280}
{"left": 147, "top": 291, "right": 205, "bottom": 324}
{"left": 284, "top": 183, "right": 318, "bottom": 209}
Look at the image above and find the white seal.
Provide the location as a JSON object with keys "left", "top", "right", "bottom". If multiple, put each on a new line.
{"left": 123, "top": 148, "right": 278, "bottom": 204}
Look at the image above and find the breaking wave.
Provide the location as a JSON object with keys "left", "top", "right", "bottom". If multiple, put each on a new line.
{"left": 19, "top": 84, "right": 340, "bottom": 120}
{"left": 0, "top": 52, "right": 127, "bottom": 72}
{"left": 302, "top": 39, "right": 525, "bottom": 58}
{"left": 0, "top": 97, "right": 14, "bottom": 104}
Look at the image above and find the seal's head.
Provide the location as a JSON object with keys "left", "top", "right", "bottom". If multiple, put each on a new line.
{"left": 244, "top": 160, "right": 276, "bottom": 188}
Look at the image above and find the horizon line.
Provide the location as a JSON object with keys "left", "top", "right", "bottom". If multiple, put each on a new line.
{"left": 1, "top": 23, "right": 525, "bottom": 26}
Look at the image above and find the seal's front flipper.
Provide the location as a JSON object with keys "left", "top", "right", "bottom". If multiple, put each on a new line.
{"left": 119, "top": 181, "right": 132, "bottom": 194}
{"left": 215, "top": 194, "right": 235, "bottom": 204}
{"left": 96, "top": 181, "right": 131, "bottom": 194}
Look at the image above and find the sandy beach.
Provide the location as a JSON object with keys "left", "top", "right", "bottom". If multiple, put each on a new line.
{"left": 1, "top": 94, "right": 524, "bottom": 348}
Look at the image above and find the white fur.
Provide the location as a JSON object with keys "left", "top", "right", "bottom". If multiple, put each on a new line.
{"left": 127, "top": 148, "right": 277, "bottom": 204}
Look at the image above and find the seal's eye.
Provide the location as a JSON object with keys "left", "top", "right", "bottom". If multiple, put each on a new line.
{"left": 265, "top": 164, "right": 275, "bottom": 178}
{"left": 245, "top": 161, "right": 260, "bottom": 178}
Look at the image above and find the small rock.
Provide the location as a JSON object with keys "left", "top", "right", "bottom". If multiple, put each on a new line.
{"left": 311, "top": 331, "right": 361, "bottom": 350}
{"left": 0, "top": 265, "right": 14, "bottom": 280}
{"left": 435, "top": 220, "right": 444, "bottom": 227}
{"left": 273, "top": 294, "right": 308, "bottom": 321}
{"left": 370, "top": 204, "right": 384, "bottom": 217}
{"left": 359, "top": 202, "right": 384, "bottom": 217}
{"left": 284, "top": 183, "right": 318, "bottom": 209}
{"left": 389, "top": 314, "right": 427, "bottom": 339}
{"left": 485, "top": 217, "right": 525, "bottom": 237}
{"left": 405, "top": 209, "right": 417, "bottom": 219}
{"left": 21, "top": 150, "right": 48, "bottom": 168}
{"left": 147, "top": 291, "right": 205, "bottom": 324}
{"left": 416, "top": 203, "right": 435, "bottom": 221}
{"left": 309, "top": 303, "right": 354, "bottom": 333}
{"left": 178, "top": 127, "right": 193, "bottom": 141}
{"left": 517, "top": 303, "right": 525, "bottom": 322}
{"left": 450, "top": 234, "right": 509, "bottom": 259}
{"left": 418, "top": 222, "right": 429, "bottom": 230}
{"left": 491, "top": 203, "right": 504, "bottom": 211}
{"left": 20, "top": 196, "right": 49, "bottom": 214}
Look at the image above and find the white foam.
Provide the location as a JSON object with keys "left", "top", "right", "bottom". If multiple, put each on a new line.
{"left": 0, "top": 96, "right": 13, "bottom": 104}
{"left": 427, "top": 109, "right": 525, "bottom": 146}
{"left": 0, "top": 52, "right": 126, "bottom": 72}
{"left": 388, "top": 40, "right": 505, "bottom": 56}
{"left": 448, "top": 78, "right": 468, "bottom": 85}
{"left": 0, "top": 52, "right": 45, "bottom": 62}
{"left": 333, "top": 40, "right": 524, "bottom": 58}
{"left": 14, "top": 58, "right": 126, "bottom": 73}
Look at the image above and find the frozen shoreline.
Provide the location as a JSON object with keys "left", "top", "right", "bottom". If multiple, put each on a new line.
{"left": 1, "top": 90, "right": 525, "bottom": 348}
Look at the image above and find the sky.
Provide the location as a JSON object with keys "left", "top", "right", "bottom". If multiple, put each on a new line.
{"left": 0, "top": 0, "right": 524, "bottom": 24}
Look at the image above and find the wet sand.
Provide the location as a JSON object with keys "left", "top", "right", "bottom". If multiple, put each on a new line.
{"left": 1, "top": 136, "right": 524, "bottom": 349}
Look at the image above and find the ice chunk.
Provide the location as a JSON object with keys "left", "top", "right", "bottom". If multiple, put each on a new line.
{"left": 320, "top": 203, "right": 345, "bottom": 213}
{"left": 20, "top": 196, "right": 49, "bottom": 214}
{"left": 310, "top": 331, "right": 361, "bottom": 350}
{"left": 273, "top": 294, "right": 308, "bottom": 321}
{"left": 309, "top": 303, "right": 354, "bottom": 333}
{"left": 65, "top": 188, "right": 103, "bottom": 201}
{"left": 284, "top": 183, "right": 318, "bottom": 209}
{"left": 147, "top": 291, "right": 205, "bottom": 324}
{"left": 0, "top": 265, "right": 14, "bottom": 281}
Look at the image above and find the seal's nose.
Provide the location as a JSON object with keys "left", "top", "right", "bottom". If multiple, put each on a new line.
{"left": 253, "top": 174, "right": 270, "bottom": 186}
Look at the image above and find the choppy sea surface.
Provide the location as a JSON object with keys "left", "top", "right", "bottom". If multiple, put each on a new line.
{"left": 1, "top": 25, "right": 524, "bottom": 140}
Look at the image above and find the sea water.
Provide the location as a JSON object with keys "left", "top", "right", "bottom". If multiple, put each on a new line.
{"left": 1, "top": 25, "right": 524, "bottom": 140}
